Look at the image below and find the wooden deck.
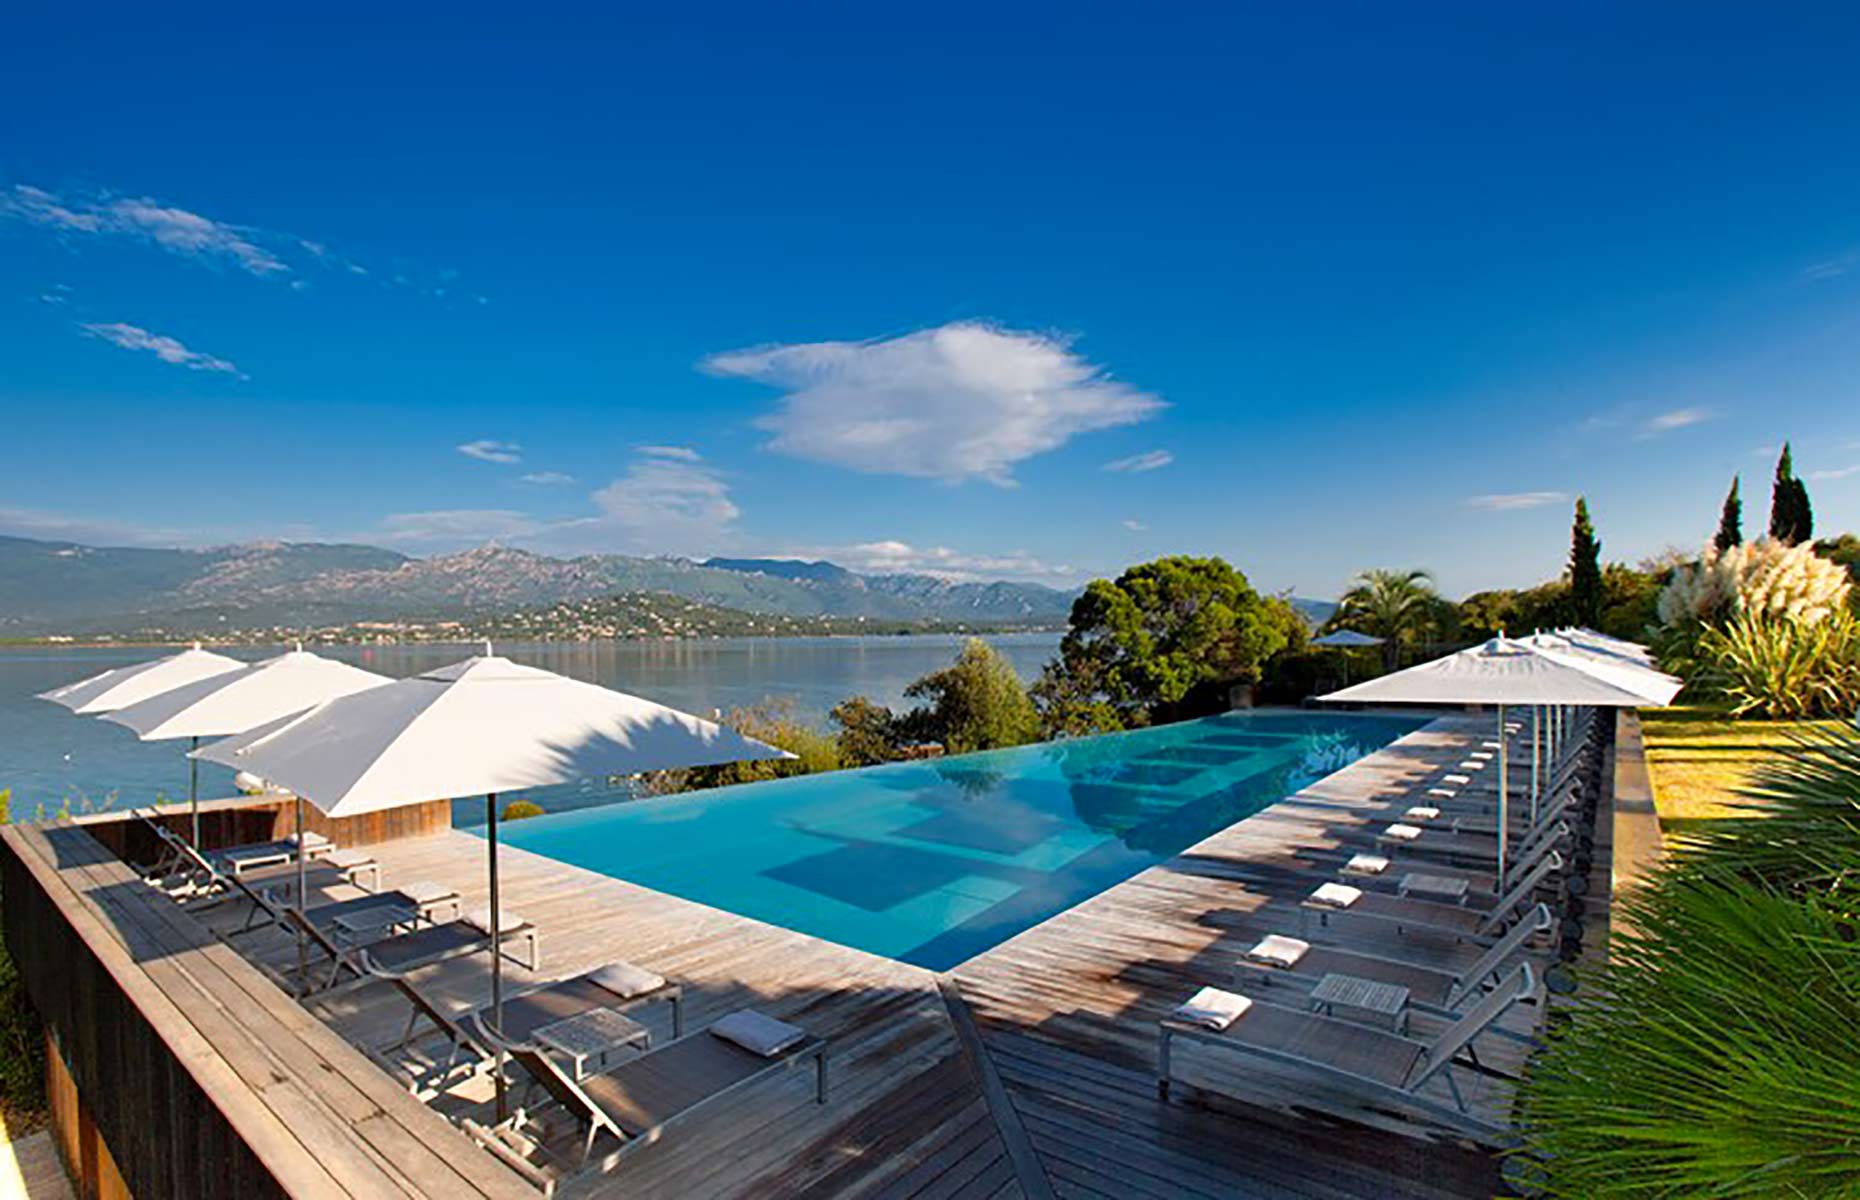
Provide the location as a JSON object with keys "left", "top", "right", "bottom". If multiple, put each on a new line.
{"left": 15, "top": 712, "right": 1585, "bottom": 1198}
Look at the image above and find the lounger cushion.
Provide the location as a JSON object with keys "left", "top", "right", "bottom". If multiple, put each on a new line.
{"left": 286, "top": 831, "right": 332, "bottom": 848}
{"left": 324, "top": 848, "right": 375, "bottom": 871}
{"left": 399, "top": 880, "right": 457, "bottom": 906}
{"left": 588, "top": 961, "right": 666, "bottom": 999}
{"left": 1384, "top": 823, "right": 1423, "bottom": 841}
{"left": 1309, "top": 883, "right": 1361, "bottom": 909}
{"left": 1342, "top": 853, "right": 1389, "bottom": 876}
{"left": 1246, "top": 935, "right": 1310, "bottom": 969}
{"left": 463, "top": 907, "right": 527, "bottom": 935}
{"left": 1404, "top": 806, "right": 1441, "bottom": 821}
{"left": 711, "top": 1010, "right": 807, "bottom": 1057}
{"left": 1174, "top": 987, "right": 1251, "bottom": 1031}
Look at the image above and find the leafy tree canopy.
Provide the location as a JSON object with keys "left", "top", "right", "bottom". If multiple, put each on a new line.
{"left": 901, "top": 638, "right": 1040, "bottom": 754}
{"left": 1034, "top": 556, "right": 1302, "bottom": 730}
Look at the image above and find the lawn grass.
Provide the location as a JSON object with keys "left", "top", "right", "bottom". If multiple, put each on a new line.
{"left": 1638, "top": 704, "right": 1843, "bottom": 828}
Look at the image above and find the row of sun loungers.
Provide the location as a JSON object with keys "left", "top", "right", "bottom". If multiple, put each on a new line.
{"left": 1155, "top": 710, "right": 1607, "bottom": 1142}
{"left": 133, "top": 804, "right": 825, "bottom": 1194}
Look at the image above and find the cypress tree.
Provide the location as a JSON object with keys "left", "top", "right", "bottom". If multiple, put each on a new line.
{"left": 1569, "top": 497, "right": 1603, "bottom": 626}
{"left": 1713, "top": 476, "right": 1742, "bottom": 553}
{"left": 1770, "top": 443, "right": 1813, "bottom": 545}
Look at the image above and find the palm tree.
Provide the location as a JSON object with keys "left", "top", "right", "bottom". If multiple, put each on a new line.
{"left": 1335, "top": 568, "right": 1438, "bottom": 670}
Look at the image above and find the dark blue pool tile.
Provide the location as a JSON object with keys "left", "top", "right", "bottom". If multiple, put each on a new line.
{"left": 895, "top": 804, "right": 1066, "bottom": 856}
{"left": 763, "top": 842, "right": 979, "bottom": 911}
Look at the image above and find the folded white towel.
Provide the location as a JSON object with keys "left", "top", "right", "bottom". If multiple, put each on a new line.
{"left": 463, "top": 907, "right": 526, "bottom": 935}
{"left": 588, "top": 960, "right": 667, "bottom": 999}
{"left": 1174, "top": 987, "right": 1252, "bottom": 1031}
{"left": 1383, "top": 823, "right": 1423, "bottom": 841}
{"left": 711, "top": 1009, "right": 807, "bottom": 1056}
{"left": 1470, "top": 751, "right": 1494, "bottom": 760}
{"left": 1343, "top": 853, "right": 1390, "bottom": 876}
{"left": 1246, "top": 934, "right": 1310, "bottom": 968}
{"left": 1309, "top": 882, "right": 1362, "bottom": 908}
{"left": 1404, "top": 805, "right": 1441, "bottom": 822}
{"left": 1481, "top": 740, "right": 1503, "bottom": 749}
{"left": 1459, "top": 760, "right": 1486, "bottom": 770}
{"left": 1444, "top": 773, "right": 1473, "bottom": 785}
{"left": 1427, "top": 787, "right": 1458, "bottom": 799}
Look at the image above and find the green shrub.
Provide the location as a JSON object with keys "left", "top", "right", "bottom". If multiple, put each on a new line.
{"left": 501, "top": 800, "right": 546, "bottom": 821}
{"left": 1698, "top": 610, "right": 1860, "bottom": 720}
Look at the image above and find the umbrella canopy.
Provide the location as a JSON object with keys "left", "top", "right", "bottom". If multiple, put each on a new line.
{"left": 1514, "top": 632, "right": 1682, "bottom": 706}
{"left": 1310, "top": 630, "right": 1386, "bottom": 647}
{"left": 103, "top": 648, "right": 392, "bottom": 741}
{"left": 1559, "top": 626, "right": 1656, "bottom": 664}
{"left": 1319, "top": 635, "right": 1668, "bottom": 708}
{"left": 196, "top": 652, "right": 794, "bottom": 816}
{"left": 37, "top": 644, "right": 243, "bottom": 714}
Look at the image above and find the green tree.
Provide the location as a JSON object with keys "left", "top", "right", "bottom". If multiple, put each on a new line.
{"left": 1334, "top": 568, "right": 1439, "bottom": 670}
{"left": 1815, "top": 532, "right": 1860, "bottom": 584}
{"left": 1034, "top": 556, "right": 1298, "bottom": 730}
{"left": 669, "top": 697, "right": 841, "bottom": 791}
{"left": 829, "top": 695, "right": 902, "bottom": 766}
{"left": 1769, "top": 442, "right": 1814, "bottom": 545}
{"left": 1568, "top": 497, "right": 1603, "bottom": 627}
{"left": 501, "top": 799, "right": 546, "bottom": 821}
{"left": 901, "top": 638, "right": 1039, "bottom": 754}
{"left": 1713, "top": 476, "right": 1742, "bottom": 553}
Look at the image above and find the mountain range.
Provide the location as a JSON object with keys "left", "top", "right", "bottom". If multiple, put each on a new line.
{"left": 0, "top": 535, "right": 1081, "bottom": 634}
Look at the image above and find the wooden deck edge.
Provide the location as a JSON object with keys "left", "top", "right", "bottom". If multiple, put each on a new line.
{"left": 934, "top": 975, "right": 1057, "bottom": 1200}
{"left": 1605, "top": 710, "right": 1662, "bottom": 954}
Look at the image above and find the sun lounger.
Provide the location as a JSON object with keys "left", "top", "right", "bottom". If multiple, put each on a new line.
{"left": 1236, "top": 903, "right": 1553, "bottom": 1015}
{"left": 229, "top": 879, "right": 458, "bottom": 935}
{"left": 150, "top": 824, "right": 380, "bottom": 911}
{"left": 1157, "top": 964, "right": 1540, "bottom": 1142}
{"left": 1300, "top": 850, "right": 1564, "bottom": 944}
{"left": 366, "top": 968, "right": 501, "bottom": 1095}
{"left": 469, "top": 1010, "right": 827, "bottom": 1183}
{"left": 474, "top": 961, "right": 685, "bottom": 1046}
{"left": 294, "top": 906, "right": 540, "bottom": 996}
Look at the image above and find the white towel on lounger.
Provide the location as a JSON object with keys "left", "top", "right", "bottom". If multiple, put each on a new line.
{"left": 1383, "top": 823, "right": 1423, "bottom": 841}
{"left": 1427, "top": 788, "right": 1458, "bottom": 799}
{"left": 1174, "top": 987, "right": 1252, "bottom": 1031}
{"left": 1309, "top": 882, "right": 1361, "bottom": 909}
{"left": 1404, "top": 806, "right": 1441, "bottom": 821}
{"left": 1343, "top": 853, "right": 1389, "bottom": 876}
{"left": 712, "top": 1009, "right": 807, "bottom": 1056}
{"left": 1246, "top": 935, "right": 1310, "bottom": 968}
{"left": 1444, "top": 774, "right": 1473, "bottom": 785}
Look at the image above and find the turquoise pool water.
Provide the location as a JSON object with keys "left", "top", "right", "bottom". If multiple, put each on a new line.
{"left": 493, "top": 710, "right": 1425, "bottom": 970}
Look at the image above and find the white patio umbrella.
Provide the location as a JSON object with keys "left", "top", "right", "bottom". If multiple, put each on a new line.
{"left": 37, "top": 643, "right": 243, "bottom": 714}
{"left": 1310, "top": 630, "right": 1387, "bottom": 686}
{"left": 1321, "top": 636, "right": 1667, "bottom": 889}
{"left": 103, "top": 647, "right": 393, "bottom": 848}
{"left": 1516, "top": 631, "right": 1681, "bottom": 800}
{"left": 195, "top": 648, "right": 791, "bottom": 1111}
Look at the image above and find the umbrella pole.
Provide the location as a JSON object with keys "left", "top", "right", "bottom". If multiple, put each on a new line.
{"left": 1531, "top": 706, "right": 1541, "bottom": 825}
{"left": 1497, "top": 704, "right": 1509, "bottom": 893}
{"left": 489, "top": 792, "right": 506, "bottom": 1121}
{"left": 295, "top": 796, "right": 308, "bottom": 990}
{"left": 189, "top": 736, "right": 201, "bottom": 849}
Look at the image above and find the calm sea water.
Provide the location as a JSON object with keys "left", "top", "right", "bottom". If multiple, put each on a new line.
{"left": 0, "top": 634, "right": 1061, "bottom": 817}
{"left": 497, "top": 710, "right": 1425, "bottom": 969}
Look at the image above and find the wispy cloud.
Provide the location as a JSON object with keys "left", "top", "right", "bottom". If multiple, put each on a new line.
{"left": 588, "top": 451, "right": 739, "bottom": 551}
{"left": 374, "top": 509, "right": 544, "bottom": 546}
{"left": 0, "top": 506, "right": 189, "bottom": 547}
{"left": 1809, "top": 463, "right": 1860, "bottom": 482}
{"left": 1466, "top": 491, "right": 1570, "bottom": 511}
{"left": 637, "top": 445, "right": 701, "bottom": 462}
{"left": 1640, "top": 408, "right": 1714, "bottom": 437}
{"left": 1103, "top": 449, "right": 1173, "bottom": 473}
{"left": 519, "top": 471, "right": 575, "bottom": 486}
{"left": 457, "top": 439, "right": 523, "bottom": 464}
{"left": 1804, "top": 252, "right": 1858, "bottom": 281}
{"left": 79, "top": 322, "right": 246, "bottom": 378}
{"left": 806, "top": 539, "right": 1075, "bottom": 583}
{"left": 6, "top": 185, "right": 286, "bottom": 275}
{"left": 1121, "top": 518, "right": 1148, "bottom": 531}
{"left": 705, "top": 322, "right": 1163, "bottom": 486}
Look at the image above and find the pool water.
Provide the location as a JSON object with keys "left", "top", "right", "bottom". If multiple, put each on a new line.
{"left": 493, "top": 710, "right": 1425, "bottom": 970}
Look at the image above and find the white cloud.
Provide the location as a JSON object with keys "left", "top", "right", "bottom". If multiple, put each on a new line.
{"left": 1103, "top": 449, "right": 1174, "bottom": 473}
{"left": 0, "top": 506, "right": 188, "bottom": 547}
{"left": 519, "top": 471, "right": 576, "bottom": 486}
{"left": 589, "top": 454, "right": 739, "bottom": 551}
{"left": 806, "top": 539, "right": 1076, "bottom": 583}
{"left": 457, "top": 439, "right": 523, "bottom": 464}
{"left": 5, "top": 186, "right": 286, "bottom": 275}
{"left": 1121, "top": 519, "right": 1148, "bottom": 531}
{"left": 1640, "top": 407, "right": 1714, "bottom": 437}
{"left": 1809, "top": 463, "right": 1860, "bottom": 482}
{"left": 637, "top": 444, "right": 702, "bottom": 462}
{"left": 1804, "top": 253, "right": 1857, "bottom": 281}
{"left": 374, "top": 509, "right": 544, "bottom": 546}
{"left": 1466, "top": 491, "right": 1570, "bottom": 511}
{"left": 705, "top": 322, "right": 1163, "bottom": 485}
{"left": 79, "top": 322, "right": 246, "bottom": 378}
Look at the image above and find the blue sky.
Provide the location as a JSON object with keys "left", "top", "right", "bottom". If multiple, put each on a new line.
{"left": 3, "top": 4, "right": 1858, "bottom": 599}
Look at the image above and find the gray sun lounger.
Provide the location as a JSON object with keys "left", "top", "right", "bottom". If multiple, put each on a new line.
{"left": 150, "top": 822, "right": 379, "bottom": 910}
{"left": 465, "top": 1014, "right": 827, "bottom": 1189}
{"left": 1236, "top": 903, "right": 1554, "bottom": 1015}
{"left": 291, "top": 907, "right": 540, "bottom": 997}
{"left": 473, "top": 965, "right": 685, "bottom": 1046}
{"left": 1158, "top": 964, "right": 1541, "bottom": 1143}
{"left": 229, "top": 879, "right": 459, "bottom": 935}
{"left": 1300, "top": 850, "right": 1564, "bottom": 945}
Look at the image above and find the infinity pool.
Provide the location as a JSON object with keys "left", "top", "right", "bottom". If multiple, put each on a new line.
{"left": 494, "top": 710, "right": 1425, "bottom": 970}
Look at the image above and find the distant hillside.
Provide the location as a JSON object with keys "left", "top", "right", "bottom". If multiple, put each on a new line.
{"left": 0, "top": 535, "right": 1077, "bottom": 634}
